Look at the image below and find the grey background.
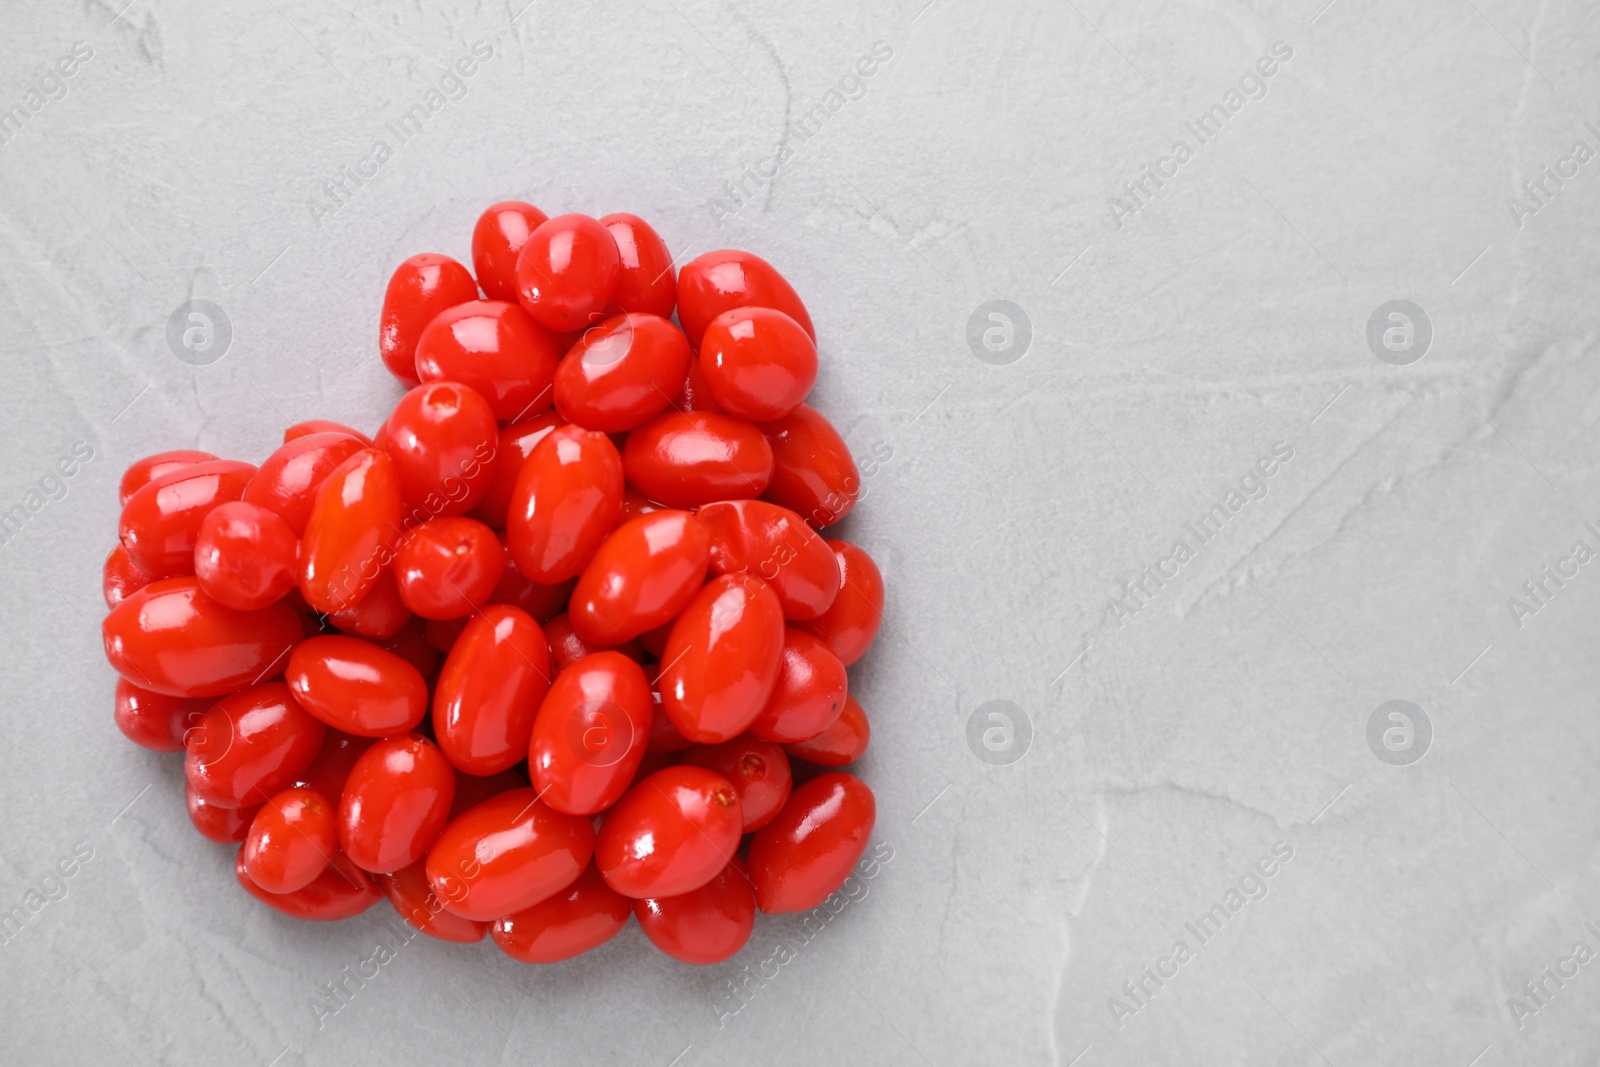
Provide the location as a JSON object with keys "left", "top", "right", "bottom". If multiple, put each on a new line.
{"left": 2, "top": 0, "right": 1598, "bottom": 1063}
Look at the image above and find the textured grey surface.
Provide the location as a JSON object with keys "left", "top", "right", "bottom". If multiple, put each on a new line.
{"left": 3, "top": 0, "right": 1600, "bottom": 1064}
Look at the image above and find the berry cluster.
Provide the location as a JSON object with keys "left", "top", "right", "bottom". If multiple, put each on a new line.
{"left": 101, "top": 205, "right": 882, "bottom": 965}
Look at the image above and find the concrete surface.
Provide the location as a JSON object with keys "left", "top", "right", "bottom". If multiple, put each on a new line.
{"left": 2, "top": 0, "right": 1599, "bottom": 1064}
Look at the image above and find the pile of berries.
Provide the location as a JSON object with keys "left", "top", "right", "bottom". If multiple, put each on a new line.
{"left": 101, "top": 205, "right": 882, "bottom": 965}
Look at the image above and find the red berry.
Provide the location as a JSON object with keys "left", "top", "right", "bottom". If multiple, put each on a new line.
{"left": 747, "top": 628, "right": 848, "bottom": 744}
{"left": 528, "top": 651, "right": 654, "bottom": 815}
{"left": 759, "top": 403, "right": 859, "bottom": 528}
{"left": 505, "top": 425, "right": 624, "bottom": 583}
{"left": 378, "top": 860, "right": 488, "bottom": 943}
{"left": 679, "top": 735, "right": 792, "bottom": 832}
{"left": 285, "top": 635, "right": 428, "bottom": 737}
{"left": 119, "top": 459, "right": 256, "bottom": 578}
{"left": 187, "top": 783, "right": 258, "bottom": 844}
{"left": 700, "top": 307, "right": 817, "bottom": 421}
{"left": 472, "top": 201, "right": 549, "bottom": 303}
{"left": 380, "top": 253, "right": 478, "bottom": 386}
{"left": 554, "top": 313, "right": 691, "bottom": 433}
{"left": 119, "top": 449, "right": 217, "bottom": 506}
{"left": 243, "top": 787, "right": 338, "bottom": 893}
{"left": 298, "top": 448, "right": 404, "bottom": 616}
{"left": 600, "top": 213, "right": 677, "bottom": 319}
{"left": 747, "top": 772, "right": 875, "bottom": 914}
{"left": 785, "top": 693, "right": 870, "bottom": 767}
{"left": 514, "top": 214, "right": 622, "bottom": 332}
{"left": 676, "top": 249, "right": 813, "bottom": 349}
{"left": 622, "top": 410, "right": 773, "bottom": 509}
{"left": 102, "top": 544, "right": 156, "bottom": 609}
{"left": 595, "top": 766, "right": 743, "bottom": 898}
{"left": 414, "top": 300, "right": 561, "bottom": 422}
{"left": 380, "top": 381, "right": 498, "bottom": 519}
{"left": 634, "top": 858, "right": 755, "bottom": 964}
{"left": 492, "top": 862, "right": 631, "bottom": 964}
{"left": 339, "top": 733, "right": 456, "bottom": 874}
{"left": 185, "top": 683, "right": 326, "bottom": 809}
{"left": 567, "top": 510, "right": 709, "bottom": 646}
{"left": 432, "top": 605, "right": 551, "bottom": 776}
{"left": 244, "top": 432, "right": 367, "bottom": 536}
{"left": 103, "top": 577, "right": 301, "bottom": 698}
{"left": 797, "top": 540, "right": 883, "bottom": 666}
{"left": 113, "top": 678, "right": 207, "bottom": 753}
{"left": 473, "top": 415, "right": 566, "bottom": 530}
{"left": 392, "top": 516, "right": 505, "bottom": 619}
{"left": 235, "top": 847, "right": 380, "bottom": 921}
{"left": 696, "top": 499, "right": 840, "bottom": 620}
{"left": 658, "top": 574, "right": 785, "bottom": 744}
{"left": 193, "top": 501, "right": 299, "bottom": 611}
{"left": 425, "top": 788, "right": 594, "bottom": 921}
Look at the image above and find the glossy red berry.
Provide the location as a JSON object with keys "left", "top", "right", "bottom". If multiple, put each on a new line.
{"left": 696, "top": 499, "right": 840, "bottom": 620}
{"left": 699, "top": 307, "right": 817, "bottom": 421}
{"left": 677, "top": 249, "right": 814, "bottom": 349}
{"left": 414, "top": 300, "right": 561, "bottom": 422}
{"left": 514, "top": 214, "right": 622, "bottom": 332}
{"left": 622, "top": 410, "right": 773, "bottom": 509}
{"left": 378, "top": 860, "right": 488, "bottom": 943}
{"left": 381, "top": 381, "right": 498, "bottom": 518}
{"left": 554, "top": 313, "right": 691, "bottom": 433}
{"left": 747, "top": 772, "right": 875, "bottom": 914}
{"left": 432, "top": 605, "right": 552, "bottom": 776}
{"left": 567, "top": 510, "right": 709, "bottom": 646}
{"left": 634, "top": 859, "right": 755, "bottom": 964}
{"left": 339, "top": 733, "right": 456, "bottom": 874}
{"left": 298, "top": 448, "right": 404, "bottom": 616}
{"left": 473, "top": 414, "right": 565, "bottom": 530}
{"left": 103, "top": 544, "right": 156, "bottom": 609}
{"left": 658, "top": 573, "right": 785, "bottom": 744}
{"left": 600, "top": 213, "right": 676, "bottom": 319}
{"left": 505, "top": 425, "right": 624, "bottom": 583}
{"left": 243, "top": 787, "right": 338, "bottom": 894}
{"left": 187, "top": 784, "right": 258, "bottom": 844}
{"left": 244, "top": 432, "right": 368, "bottom": 537}
{"left": 379, "top": 253, "right": 479, "bottom": 386}
{"left": 472, "top": 201, "right": 550, "bottom": 303}
{"left": 193, "top": 501, "right": 299, "bottom": 611}
{"left": 760, "top": 403, "right": 859, "bottom": 528}
{"left": 491, "top": 862, "right": 631, "bottom": 964}
{"left": 784, "top": 693, "right": 870, "bottom": 767}
{"left": 103, "top": 577, "right": 302, "bottom": 698}
{"left": 797, "top": 540, "right": 884, "bottom": 666}
{"left": 119, "top": 449, "right": 217, "bottom": 506}
{"left": 748, "top": 628, "right": 848, "bottom": 744}
{"left": 595, "top": 765, "right": 742, "bottom": 898}
{"left": 324, "top": 566, "right": 413, "bottom": 640}
{"left": 425, "top": 788, "right": 594, "bottom": 921}
{"left": 529, "top": 651, "right": 654, "bottom": 815}
{"left": 235, "top": 847, "right": 380, "bottom": 921}
{"left": 119, "top": 459, "right": 257, "bottom": 578}
{"left": 393, "top": 516, "right": 505, "bottom": 619}
{"left": 185, "top": 682, "right": 326, "bottom": 809}
{"left": 285, "top": 635, "right": 428, "bottom": 737}
{"left": 680, "top": 735, "right": 792, "bottom": 832}
{"left": 113, "top": 678, "right": 207, "bottom": 752}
